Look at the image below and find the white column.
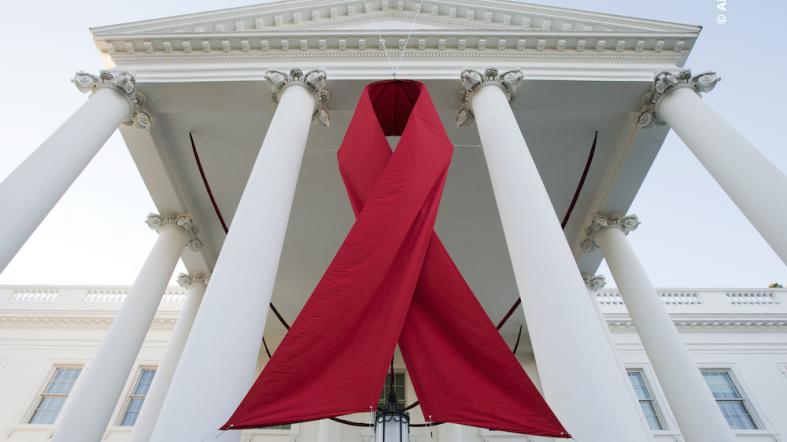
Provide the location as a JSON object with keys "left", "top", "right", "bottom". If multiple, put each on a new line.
{"left": 52, "top": 213, "right": 199, "bottom": 442}
{"left": 317, "top": 419, "right": 342, "bottom": 442}
{"left": 459, "top": 68, "right": 653, "bottom": 441}
{"left": 129, "top": 272, "right": 209, "bottom": 442}
{"left": 150, "top": 68, "right": 328, "bottom": 442}
{"left": 643, "top": 69, "right": 787, "bottom": 265}
{"left": 0, "top": 71, "right": 150, "bottom": 274}
{"left": 438, "top": 423, "right": 471, "bottom": 442}
{"left": 584, "top": 213, "right": 736, "bottom": 442}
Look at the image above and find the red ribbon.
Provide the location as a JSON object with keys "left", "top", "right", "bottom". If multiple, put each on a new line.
{"left": 223, "top": 80, "right": 568, "bottom": 437}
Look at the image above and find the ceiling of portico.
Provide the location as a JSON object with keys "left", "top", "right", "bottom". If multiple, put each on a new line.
{"left": 104, "top": 0, "right": 690, "bottom": 352}
{"left": 121, "top": 76, "right": 669, "bottom": 347}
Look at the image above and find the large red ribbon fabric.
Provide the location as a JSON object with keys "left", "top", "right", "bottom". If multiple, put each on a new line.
{"left": 222, "top": 80, "right": 568, "bottom": 437}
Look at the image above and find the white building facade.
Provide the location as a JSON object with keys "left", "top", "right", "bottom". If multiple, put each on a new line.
{"left": 1, "top": 285, "right": 785, "bottom": 442}
{"left": 1, "top": 0, "right": 786, "bottom": 441}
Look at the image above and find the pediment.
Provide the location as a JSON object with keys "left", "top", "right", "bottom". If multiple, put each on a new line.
{"left": 92, "top": 0, "right": 699, "bottom": 37}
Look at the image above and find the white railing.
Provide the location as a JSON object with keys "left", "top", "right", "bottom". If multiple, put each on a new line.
{"left": 726, "top": 290, "right": 780, "bottom": 305}
{"left": 10, "top": 289, "right": 59, "bottom": 303}
{"left": 1, "top": 285, "right": 186, "bottom": 312}
{"left": 595, "top": 288, "right": 787, "bottom": 318}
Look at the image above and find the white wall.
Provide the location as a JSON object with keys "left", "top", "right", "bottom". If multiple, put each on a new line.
{"left": 1, "top": 286, "right": 785, "bottom": 442}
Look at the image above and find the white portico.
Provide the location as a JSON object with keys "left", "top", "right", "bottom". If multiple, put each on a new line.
{"left": 0, "top": 1, "right": 785, "bottom": 441}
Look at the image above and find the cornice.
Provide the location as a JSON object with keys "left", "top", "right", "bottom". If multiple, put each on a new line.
{"left": 91, "top": 0, "right": 701, "bottom": 36}
{"left": 0, "top": 315, "right": 177, "bottom": 328}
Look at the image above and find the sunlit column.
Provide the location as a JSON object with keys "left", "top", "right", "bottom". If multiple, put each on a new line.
{"left": 150, "top": 68, "right": 329, "bottom": 442}
{"left": 583, "top": 213, "right": 736, "bottom": 442}
{"left": 641, "top": 69, "right": 787, "bottom": 265}
{"left": 459, "top": 68, "right": 653, "bottom": 441}
{"left": 53, "top": 213, "right": 200, "bottom": 442}
{"left": 0, "top": 71, "right": 150, "bottom": 273}
{"left": 129, "top": 272, "right": 210, "bottom": 442}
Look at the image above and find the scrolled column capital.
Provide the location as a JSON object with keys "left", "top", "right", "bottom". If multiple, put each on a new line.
{"left": 637, "top": 69, "right": 721, "bottom": 128}
{"left": 582, "top": 273, "right": 607, "bottom": 292}
{"left": 177, "top": 272, "right": 211, "bottom": 289}
{"left": 580, "top": 213, "right": 640, "bottom": 253}
{"left": 264, "top": 68, "right": 331, "bottom": 127}
{"left": 456, "top": 68, "right": 524, "bottom": 127}
{"left": 145, "top": 212, "right": 203, "bottom": 251}
{"left": 72, "top": 70, "right": 152, "bottom": 129}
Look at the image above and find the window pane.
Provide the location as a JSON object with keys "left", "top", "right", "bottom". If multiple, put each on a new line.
{"left": 120, "top": 368, "right": 157, "bottom": 426}
{"left": 132, "top": 369, "right": 155, "bottom": 395}
{"left": 121, "top": 398, "right": 145, "bottom": 426}
{"left": 262, "top": 424, "right": 292, "bottom": 430}
{"left": 29, "top": 368, "right": 82, "bottom": 424}
{"left": 639, "top": 401, "right": 664, "bottom": 430}
{"left": 702, "top": 371, "right": 758, "bottom": 430}
{"left": 379, "top": 373, "right": 406, "bottom": 408}
{"left": 626, "top": 370, "right": 664, "bottom": 431}
{"left": 29, "top": 396, "right": 66, "bottom": 424}
{"left": 46, "top": 368, "right": 80, "bottom": 395}
{"left": 702, "top": 371, "right": 741, "bottom": 399}
{"left": 718, "top": 401, "right": 757, "bottom": 430}
{"left": 627, "top": 371, "right": 652, "bottom": 400}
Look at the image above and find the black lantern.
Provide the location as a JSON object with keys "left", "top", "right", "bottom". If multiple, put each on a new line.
{"left": 375, "top": 386, "right": 409, "bottom": 442}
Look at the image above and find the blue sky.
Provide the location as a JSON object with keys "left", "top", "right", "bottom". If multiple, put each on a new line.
{"left": 0, "top": 0, "right": 784, "bottom": 287}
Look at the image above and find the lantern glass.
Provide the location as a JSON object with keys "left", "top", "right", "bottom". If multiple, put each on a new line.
{"left": 374, "top": 410, "right": 409, "bottom": 442}
{"left": 375, "top": 389, "right": 409, "bottom": 442}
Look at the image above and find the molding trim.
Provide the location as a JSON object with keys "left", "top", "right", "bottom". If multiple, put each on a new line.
{"left": 176, "top": 272, "right": 211, "bottom": 288}
{"left": 145, "top": 212, "right": 203, "bottom": 251}
{"left": 72, "top": 71, "right": 151, "bottom": 129}
{"left": 582, "top": 273, "right": 607, "bottom": 292}
{"left": 638, "top": 68, "right": 721, "bottom": 127}
{"left": 264, "top": 68, "right": 330, "bottom": 126}
{"left": 457, "top": 67, "right": 522, "bottom": 126}
{"left": 581, "top": 212, "right": 640, "bottom": 252}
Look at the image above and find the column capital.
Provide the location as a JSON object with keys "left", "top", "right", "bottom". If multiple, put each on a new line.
{"left": 637, "top": 69, "right": 721, "bottom": 127}
{"left": 580, "top": 213, "right": 640, "bottom": 253}
{"left": 582, "top": 273, "right": 607, "bottom": 292}
{"left": 457, "top": 68, "right": 524, "bottom": 127}
{"left": 145, "top": 212, "right": 203, "bottom": 251}
{"left": 176, "top": 272, "right": 211, "bottom": 288}
{"left": 72, "top": 70, "right": 152, "bottom": 130}
{"left": 264, "top": 68, "right": 330, "bottom": 127}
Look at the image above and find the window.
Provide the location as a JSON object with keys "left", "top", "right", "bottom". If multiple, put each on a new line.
{"left": 29, "top": 367, "right": 82, "bottom": 424}
{"left": 626, "top": 369, "right": 665, "bottom": 430}
{"left": 702, "top": 370, "right": 758, "bottom": 430}
{"left": 119, "top": 368, "right": 156, "bottom": 426}
{"left": 262, "top": 424, "right": 292, "bottom": 430}
{"left": 378, "top": 372, "right": 406, "bottom": 408}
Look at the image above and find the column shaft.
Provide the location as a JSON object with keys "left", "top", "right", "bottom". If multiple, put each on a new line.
{"left": 471, "top": 84, "right": 653, "bottom": 441}
{"left": 150, "top": 84, "right": 316, "bottom": 442}
{"left": 129, "top": 279, "right": 207, "bottom": 442}
{"left": 657, "top": 87, "right": 787, "bottom": 265}
{"left": 52, "top": 223, "right": 188, "bottom": 442}
{"left": 596, "top": 227, "right": 736, "bottom": 442}
{"left": 0, "top": 88, "right": 130, "bottom": 273}
{"left": 317, "top": 419, "right": 342, "bottom": 442}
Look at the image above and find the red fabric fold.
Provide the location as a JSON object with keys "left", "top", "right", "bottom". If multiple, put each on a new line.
{"left": 222, "top": 80, "right": 568, "bottom": 438}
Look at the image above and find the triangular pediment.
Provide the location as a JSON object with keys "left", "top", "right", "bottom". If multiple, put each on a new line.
{"left": 92, "top": 0, "right": 699, "bottom": 37}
